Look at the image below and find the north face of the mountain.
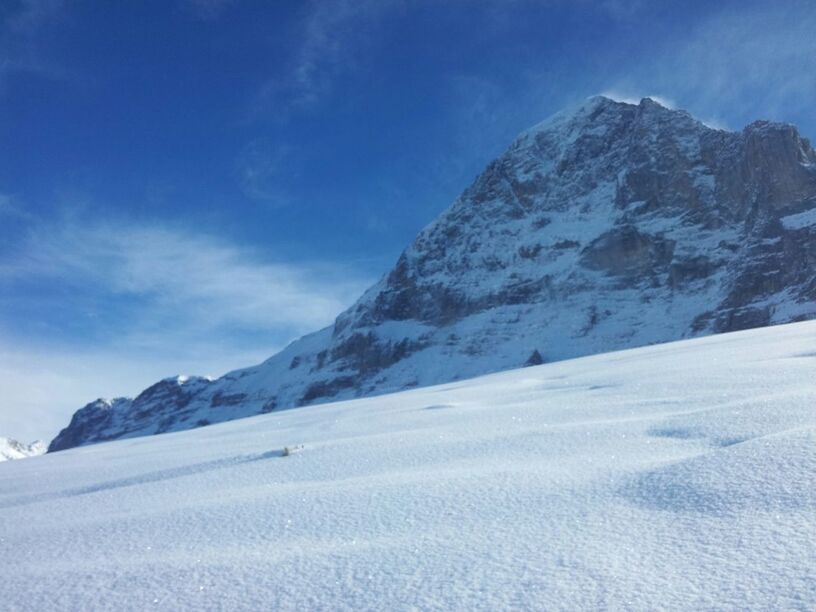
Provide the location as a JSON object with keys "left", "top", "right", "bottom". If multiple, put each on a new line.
{"left": 49, "top": 96, "right": 816, "bottom": 451}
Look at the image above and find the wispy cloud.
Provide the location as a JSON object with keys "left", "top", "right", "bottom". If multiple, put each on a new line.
{"left": 593, "top": 0, "right": 650, "bottom": 21}
{"left": 2, "top": 220, "right": 370, "bottom": 335}
{"left": 235, "top": 138, "right": 298, "bottom": 204}
{"left": 604, "top": 1, "right": 816, "bottom": 132}
{"left": 256, "top": 0, "right": 651, "bottom": 116}
{"left": 0, "top": 0, "right": 65, "bottom": 88}
{"left": 182, "top": 0, "right": 235, "bottom": 21}
{"left": 0, "top": 193, "right": 32, "bottom": 220}
{"left": 254, "top": 0, "right": 400, "bottom": 114}
{"left": 287, "top": 0, "right": 394, "bottom": 108}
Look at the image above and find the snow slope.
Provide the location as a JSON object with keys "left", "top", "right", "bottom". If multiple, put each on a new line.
{"left": 0, "top": 438, "right": 45, "bottom": 462}
{"left": 3, "top": 321, "right": 815, "bottom": 610}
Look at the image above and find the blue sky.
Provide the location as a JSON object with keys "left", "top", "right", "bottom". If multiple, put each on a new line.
{"left": 2, "top": 0, "right": 816, "bottom": 441}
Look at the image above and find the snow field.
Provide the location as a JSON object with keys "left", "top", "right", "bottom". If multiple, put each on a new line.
{"left": 1, "top": 321, "right": 815, "bottom": 610}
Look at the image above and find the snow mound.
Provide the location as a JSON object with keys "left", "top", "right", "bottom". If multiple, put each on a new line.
{"left": 622, "top": 428, "right": 816, "bottom": 514}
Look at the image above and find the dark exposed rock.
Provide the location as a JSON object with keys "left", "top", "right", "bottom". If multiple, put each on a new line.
{"left": 301, "top": 377, "right": 357, "bottom": 404}
{"left": 668, "top": 256, "right": 717, "bottom": 288}
{"left": 518, "top": 244, "right": 543, "bottom": 259}
{"left": 581, "top": 226, "right": 675, "bottom": 278}
{"left": 714, "top": 306, "right": 773, "bottom": 333}
{"left": 210, "top": 392, "right": 248, "bottom": 408}
{"left": 525, "top": 350, "right": 545, "bottom": 366}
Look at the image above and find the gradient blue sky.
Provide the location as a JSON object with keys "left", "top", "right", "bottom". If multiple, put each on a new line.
{"left": 2, "top": 0, "right": 816, "bottom": 441}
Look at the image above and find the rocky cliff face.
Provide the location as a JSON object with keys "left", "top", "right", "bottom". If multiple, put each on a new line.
{"left": 49, "top": 96, "right": 816, "bottom": 452}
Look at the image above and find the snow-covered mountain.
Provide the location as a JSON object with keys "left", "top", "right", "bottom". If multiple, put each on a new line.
{"left": 0, "top": 437, "right": 45, "bottom": 462}
{"left": 5, "top": 322, "right": 816, "bottom": 609}
{"left": 49, "top": 96, "right": 816, "bottom": 452}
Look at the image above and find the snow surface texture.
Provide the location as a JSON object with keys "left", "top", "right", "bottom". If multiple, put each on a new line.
{"left": 4, "top": 322, "right": 816, "bottom": 610}
{"left": 0, "top": 438, "right": 45, "bottom": 462}
{"left": 50, "top": 95, "right": 816, "bottom": 451}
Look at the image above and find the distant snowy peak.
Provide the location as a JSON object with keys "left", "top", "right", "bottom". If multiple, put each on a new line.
{"left": 0, "top": 437, "right": 46, "bottom": 462}
{"left": 49, "top": 96, "right": 816, "bottom": 452}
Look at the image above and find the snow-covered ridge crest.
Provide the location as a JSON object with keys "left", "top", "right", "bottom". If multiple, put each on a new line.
{"left": 0, "top": 437, "right": 45, "bottom": 462}
{"left": 49, "top": 96, "right": 816, "bottom": 452}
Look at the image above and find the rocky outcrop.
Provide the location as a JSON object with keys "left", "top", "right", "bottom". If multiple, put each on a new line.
{"left": 49, "top": 96, "right": 816, "bottom": 452}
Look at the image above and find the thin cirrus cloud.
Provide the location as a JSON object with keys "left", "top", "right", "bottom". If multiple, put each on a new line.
{"left": 235, "top": 139, "right": 298, "bottom": 204}
{"left": 2, "top": 221, "right": 372, "bottom": 336}
{"left": 0, "top": 0, "right": 66, "bottom": 88}
{"left": 668, "top": 3, "right": 816, "bottom": 118}
{"left": 182, "top": 0, "right": 236, "bottom": 21}
{"left": 604, "top": 1, "right": 816, "bottom": 134}
{"left": 0, "top": 193, "right": 31, "bottom": 220}
{"left": 253, "top": 0, "right": 400, "bottom": 115}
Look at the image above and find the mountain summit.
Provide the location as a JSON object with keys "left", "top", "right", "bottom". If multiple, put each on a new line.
{"left": 49, "top": 96, "right": 816, "bottom": 452}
